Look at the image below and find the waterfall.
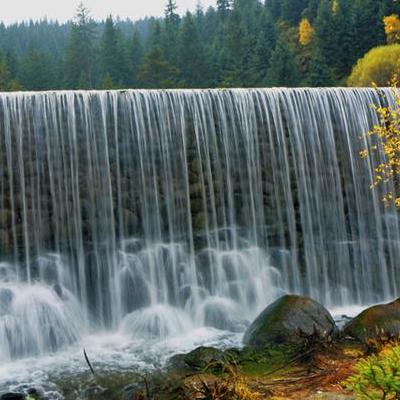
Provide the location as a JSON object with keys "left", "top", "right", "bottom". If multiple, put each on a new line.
{"left": 0, "top": 88, "right": 399, "bottom": 361}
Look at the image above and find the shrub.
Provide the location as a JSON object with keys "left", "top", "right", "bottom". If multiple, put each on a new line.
{"left": 347, "top": 45, "right": 400, "bottom": 87}
{"left": 343, "top": 344, "right": 400, "bottom": 400}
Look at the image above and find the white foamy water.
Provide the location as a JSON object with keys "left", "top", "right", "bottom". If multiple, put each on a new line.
{"left": 0, "top": 327, "right": 242, "bottom": 398}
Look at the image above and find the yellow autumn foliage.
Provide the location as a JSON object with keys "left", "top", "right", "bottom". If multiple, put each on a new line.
{"left": 384, "top": 14, "right": 400, "bottom": 44}
{"left": 347, "top": 45, "right": 400, "bottom": 87}
{"left": 298, "top": 18, "right": 314, "bottom": 46}
{"left": 360, "top": 79, "right": 400, "bottom": 208}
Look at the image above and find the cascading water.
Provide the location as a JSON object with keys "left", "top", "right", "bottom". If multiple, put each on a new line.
{"left": 0, "top": 88, "right": 399, "bottom": 366}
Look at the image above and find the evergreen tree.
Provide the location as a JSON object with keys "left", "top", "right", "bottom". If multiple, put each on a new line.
{"left": 313, "top": 0, "right": 340, "bottom": 75}
{"left": 65, "top": 3, "right": 97, "bottom": 89}
{"left": 251, "top": 9, "right": 276, "bottom": 85}
{"left": 19, "top": 48, "right": 55, "bottom": 90}
{"left": 307, "top": 47, "right": 333, "bottom": 87}
{"left": 100, "top": 16, "right": 127, "bottom": 87}
{"left": 165, "top": 0, "right": 180, "bottom": 26}
{"left": 178, "top": 13, "right": 208, "bottom": 87}
{"left": 0, "top": 57, "right": 11, "bottom": 91}
{"left": 351, "top": 0, "right": 385, "bottom": 64}
{"left": 281, "top": 0, "right": 309, "bottom": 25}
{"left": 217, "top": 0, "right": 232, "bottom": 17}
{"left": 330, "top": 0, "right": 355, "bottom": 78}
{"left": 223, "top": 5, "right": 247, "bottom": 86}
{"left": 128, "top": 30, "right": 144, "bottom": 86}
{"left": 379, "top": 0, "right": 400, "bottom": 15}
{"left": 100, "top": 72, "right": 116, "bottom": 89}
{"left": 209, "top": 0, "right": 230, "bottom": 85}
{"left": 148, "top": 20, "right": 163, "bottom": 49}
{"left": 303, "top": 0, "right": 320, "bottom": 21}
{"left": 163, "top": 0, "right": 180, "bottom": 65}
{"left": 223, "top": 0, "right": 262, "bottom": 86}
{"left": 137, "top": 46, "right": 179, "bottom": 88}
{"left": 5, "top": 50, "right": 18, "bottom": 78}
{"left": 265, "top": 0, "right": 281, "bottom": 21}
{"left": 266, "top": 37, "right": 300, "bottom": 87}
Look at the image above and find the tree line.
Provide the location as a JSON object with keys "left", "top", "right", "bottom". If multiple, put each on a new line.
{"left": 0, "top": 0, "right": 399, "bottom": 91}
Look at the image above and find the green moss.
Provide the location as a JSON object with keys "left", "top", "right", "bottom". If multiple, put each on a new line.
{"left": 223, "top": 344, "right": 298, "bottom": 377}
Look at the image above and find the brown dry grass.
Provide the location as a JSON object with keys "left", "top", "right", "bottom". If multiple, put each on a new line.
{"left": 183, "top": 343, "right": 361, "bottom": 400}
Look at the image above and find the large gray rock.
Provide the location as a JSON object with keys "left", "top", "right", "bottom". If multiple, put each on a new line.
{"left": 243, "top": 295, "right": 336, "bottom": 348}
{"left": 343, "top": 298, "right": 400, "bottom": 342}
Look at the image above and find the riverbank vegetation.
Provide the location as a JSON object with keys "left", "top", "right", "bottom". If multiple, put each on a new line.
{"left": 0, "top": 0, "right": 400, "bottom": 91}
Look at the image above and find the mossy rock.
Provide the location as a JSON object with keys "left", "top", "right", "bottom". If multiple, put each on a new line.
{"left": 243, "top": 295, "right": 336, "bottom": 349}
{"left": 0, "top": 394, "right": 25, "bottom": 400}
{"left": 343, "top": 298, "right": 400, "bottom": 342}
{"left": 169, "top": 346, "right": 225, "bottom": 371}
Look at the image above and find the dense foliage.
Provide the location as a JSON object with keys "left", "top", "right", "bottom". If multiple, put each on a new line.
{"left": 348, "top": 45, "right": 400, "bottom": 87}
{"left": 344, "top": 344, "right": 400, "bottom": 399}
{"left": 0, "top": 0, "right": 399, "bottom": 90}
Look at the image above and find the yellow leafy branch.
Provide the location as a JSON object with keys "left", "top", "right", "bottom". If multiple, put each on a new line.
{"left": 361, "top": 76, "right": 400, "bottom": 208}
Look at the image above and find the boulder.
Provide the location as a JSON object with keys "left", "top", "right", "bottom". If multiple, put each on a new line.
{"left": 26, "top": 387, "right": 46, "bottom": 400}
{"left": 0, "top": 394, "right": 25, "bottom": 400}
{"left": 343, "top": 298, "right": 400, "bottom": 342}
{"left": 169, "top": 346, "right": 225, "bottom": 371}
{"left": 243, "top": 295, "right": 336, "bottom": 348}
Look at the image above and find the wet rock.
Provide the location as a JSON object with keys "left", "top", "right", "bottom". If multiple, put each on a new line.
{"left": 168, "top": 353, "right": 189, "bottom": 370}
{"left": 243, "top": 295, "right": 336, "bottom": 348}
{"left": 193, "top": 212, "right": 206, "bottom": 232}
{"left": 0, "top": 394, "right": 25, "bottom": 400}
{"left": 343, "top": 298, "right": 400, "bottom": 342}
{"left": 183, "top": 346, "right": 225, "bottom": 370}
{"left": 26, "top": 387, "right": 46, "bottom": 400}
{"left": 169, "top": 346, "right": 225, "bottom": 371}
{"left": 0, "top": 288, "right": 14, "bottom": 315}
